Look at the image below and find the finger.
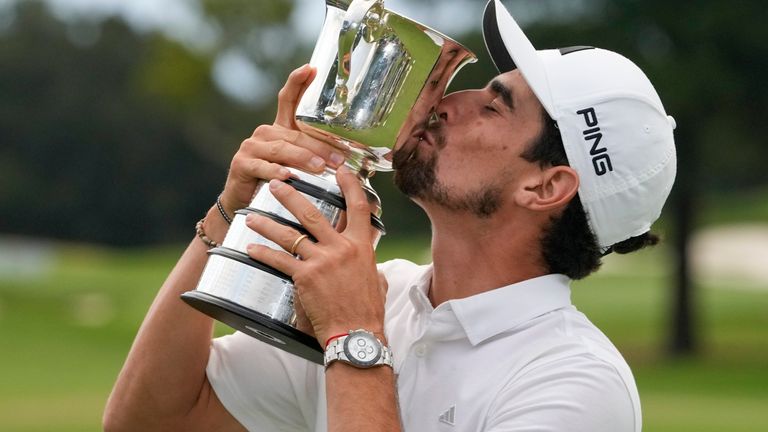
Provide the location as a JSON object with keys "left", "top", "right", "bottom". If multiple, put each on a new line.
{"left": 231, "top": 153, "right": 291, "bottom": 181}
{"left": 274, "top": 64, "right": 317, "bottom": 129}
{"left": 246, "top": 244, "right": 300, "bottom": 276}
{"left": 335, "top": 166, "right": 371, "bottom": 239}
{"left": 257, "top": 125, "right": 346, "bottom": 169}
{"left": 245, "top": 213, "right": 316, "bottom": 257}
{"left": 268, "top": 180, "right": 338, "bottom": 243}
{"left": 241, "top": 135, "right": 326, "bottom": 173}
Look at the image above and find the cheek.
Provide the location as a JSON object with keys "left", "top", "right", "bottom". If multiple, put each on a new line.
{"left": 459, "top": 128, "right": 511, "bottom": 159}
{"left": 435, "top": 132, "right": 511, "bottom": 180}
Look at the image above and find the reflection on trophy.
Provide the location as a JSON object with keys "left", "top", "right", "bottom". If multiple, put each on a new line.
{"left": 181, "top": 0, "right": 476, "bottom": 364}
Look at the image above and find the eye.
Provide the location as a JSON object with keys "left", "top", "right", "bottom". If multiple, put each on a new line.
{"left": 484, "top": 97, "right": 503, "bottom": 114}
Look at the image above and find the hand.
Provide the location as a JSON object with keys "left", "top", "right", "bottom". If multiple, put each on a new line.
{"left": 244, "top": 166, "right": 386, "bottom": 344}
{"left": 219, "top": 64, "right": 347, "bottom": 215}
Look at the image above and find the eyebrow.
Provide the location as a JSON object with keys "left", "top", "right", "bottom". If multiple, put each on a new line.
{"left": 490, "top": 79, "right": 514, "bottom": 110}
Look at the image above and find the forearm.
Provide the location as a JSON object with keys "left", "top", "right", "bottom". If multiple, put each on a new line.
{"left": 326, "top": 361, "right": 402, "bottom": 432}
{"left": 105, "top": 206, "right": 227, "bottom": 429}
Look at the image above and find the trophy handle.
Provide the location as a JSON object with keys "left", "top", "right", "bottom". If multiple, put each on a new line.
{"left": 324, "top": 0, "right": 386, "bottom": 119}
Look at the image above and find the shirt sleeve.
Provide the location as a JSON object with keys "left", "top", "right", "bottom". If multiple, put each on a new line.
{"left": 485, "top": 354, "right": 639, "bottom": 432}
{"left": 206, "top": 331, "right": 323, "bottom": 432}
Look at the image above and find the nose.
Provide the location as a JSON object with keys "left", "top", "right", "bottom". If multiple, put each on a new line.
{"left": 435, "top": 89, "right": 481, "bottom": 123}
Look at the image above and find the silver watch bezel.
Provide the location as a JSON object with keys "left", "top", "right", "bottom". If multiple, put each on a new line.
{"left": 342, "top": 330, "right": 382, "bottom": 368}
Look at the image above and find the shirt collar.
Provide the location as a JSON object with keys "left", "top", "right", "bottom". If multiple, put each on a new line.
{"left": 407, "top": 266, "right": 573, "bottom": 346}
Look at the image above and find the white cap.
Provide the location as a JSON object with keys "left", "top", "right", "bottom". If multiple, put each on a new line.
{"left": 483, "top": 0, "right": 677, "bottom": 249}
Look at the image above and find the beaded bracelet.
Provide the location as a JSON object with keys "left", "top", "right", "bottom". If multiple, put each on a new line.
{"left": 216, "top": 194, "right": 233, "bottom": 225}
{"left": 195, "top": 218, "right": 220, "bottom": 248}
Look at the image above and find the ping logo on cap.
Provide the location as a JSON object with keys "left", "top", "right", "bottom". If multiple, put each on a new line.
{"left": 577, "top": 107, "right": 613, "bottom": 176}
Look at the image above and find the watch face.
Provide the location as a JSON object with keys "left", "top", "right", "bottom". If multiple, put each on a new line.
{"left": 343, "top": 331, "right": 382, "bottom": 367}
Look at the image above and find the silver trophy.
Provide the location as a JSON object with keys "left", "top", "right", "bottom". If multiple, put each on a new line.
{"left": 182, "top": 0, "right": 476, "bottom": 364}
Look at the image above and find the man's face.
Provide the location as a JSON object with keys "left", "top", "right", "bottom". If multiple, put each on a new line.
{"left": 393, "top": 70, "right": 546, "bottom": 218}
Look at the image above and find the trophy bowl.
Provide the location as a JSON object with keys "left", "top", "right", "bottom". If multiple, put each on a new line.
{"left": 182, "top": 0, "right": 476, "bottom": 364}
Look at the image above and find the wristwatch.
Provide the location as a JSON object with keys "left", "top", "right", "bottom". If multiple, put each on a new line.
{"left": 324, "top": 329, "right": 393, "bottom": 369}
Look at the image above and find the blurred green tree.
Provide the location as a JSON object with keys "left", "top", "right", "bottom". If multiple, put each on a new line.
{"left": 0, "top": 1, "right": 302, "bottom": 245}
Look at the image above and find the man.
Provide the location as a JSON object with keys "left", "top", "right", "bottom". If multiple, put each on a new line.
{"left": 104, "top": 1, "right": 676, "bottom": 431}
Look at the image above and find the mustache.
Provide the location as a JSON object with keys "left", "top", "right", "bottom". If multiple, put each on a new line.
{"left": 393, "top": 112, "right": 443, "bottom": 169}
{"left": 392, "top": 141, "right": 415, "bottom": 169}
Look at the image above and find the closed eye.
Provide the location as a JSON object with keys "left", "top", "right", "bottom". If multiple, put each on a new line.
{"left": 485, "top": 99, "right": 503, "bottom": 114}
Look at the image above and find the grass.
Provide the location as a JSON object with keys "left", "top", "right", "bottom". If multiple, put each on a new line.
{"left": 572, "top": 248, "right": 768, "bottom": 432}
{"left": 0, "top": 237, "right": 766, "bottom": 431}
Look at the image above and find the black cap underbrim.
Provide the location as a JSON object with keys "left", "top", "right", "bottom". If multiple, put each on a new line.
{"left": 482, "top": 0, "right": 517, "bottom": 73}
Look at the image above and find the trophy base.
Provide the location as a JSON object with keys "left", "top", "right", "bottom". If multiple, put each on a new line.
{"left": 180, "top": 291, "right": 324, "bottom": 365}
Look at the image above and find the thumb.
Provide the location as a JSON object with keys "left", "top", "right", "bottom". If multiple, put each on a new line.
{"left": 274, "top": 64, "right": 317, "bottom": 128}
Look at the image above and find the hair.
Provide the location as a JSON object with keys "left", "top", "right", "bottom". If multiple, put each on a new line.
{"left": 520, "top": 111, "right": 660, "bottom": 280}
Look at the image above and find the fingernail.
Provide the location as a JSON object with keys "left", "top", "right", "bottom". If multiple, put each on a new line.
{"left": 278, "top": 167, "right": 291, "bottom": 178}
{"left": 330, "top": 152, "right": 345, "bottom": 167}
{"left": 246, "top": 243, "right": 256, "bottom": 253}
{"left": 309, "top": 156, "right": 325, "bottom": 170}
{"left": 270, "top": 179, "right": 284, "bottom": 190}
{"left": 246, "top": 213, "right": 256, "bottom": 224}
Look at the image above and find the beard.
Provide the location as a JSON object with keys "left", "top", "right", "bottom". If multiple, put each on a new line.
{"left": 393, "top": 136, "right": 504, "bottom": 219}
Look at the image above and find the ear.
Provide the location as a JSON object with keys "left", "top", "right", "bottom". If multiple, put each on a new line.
{"left": 513, "top": 166, "right": 579, "bottom": 212}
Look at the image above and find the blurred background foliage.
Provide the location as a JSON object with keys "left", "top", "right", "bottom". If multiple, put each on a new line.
{"left": 0, "top": 0, "right": 766, "bottom": 244}
{"left": 0, "top": 0, "right": 766, "bottom": 431}
{"left": 0, "top": 0, "right": 303, "bottom": 245}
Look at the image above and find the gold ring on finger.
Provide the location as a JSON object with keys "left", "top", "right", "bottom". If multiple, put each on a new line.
{"left": 290, "top": 234, "right": 310, "bottom": 255}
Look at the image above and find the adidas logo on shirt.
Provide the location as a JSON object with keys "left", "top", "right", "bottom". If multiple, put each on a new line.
{"left": 439, "top": 405, "right": 456, "bottom": 426}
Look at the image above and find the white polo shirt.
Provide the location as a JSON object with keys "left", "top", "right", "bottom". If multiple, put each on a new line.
{"left": 207, "top": 259, "right": 641, "bottom": 431}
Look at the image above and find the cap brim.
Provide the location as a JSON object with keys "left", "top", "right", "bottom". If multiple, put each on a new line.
{"left": 482, "top": 0, "right": 556, "bottom": 116}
